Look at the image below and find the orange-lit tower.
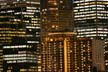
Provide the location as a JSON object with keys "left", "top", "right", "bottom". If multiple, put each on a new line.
{"left": 40, "top": 0, "right": 73, "bottom": 72}
{"left": 43, "top": 34, "right": 105, "bottom": 72}
{"left": 41, "top": 0, "right": 105, "bottom": 72}
{"left": 41, "top": 0, "right": 73, "bottom": 38}
{"left": 42, "top": 32, "right": 76, "bottom": 72}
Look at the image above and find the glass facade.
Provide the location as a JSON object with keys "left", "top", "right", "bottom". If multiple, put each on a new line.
{"left": 0, "top": 0, "right": 106, "bottom": 72}
{"left": 41, "top": 0, "right": 73, "bottom": 72}
{"left": 0, "top": 0, "right": 41, "bottom": 72}
{"left": 41, "top": 0, "right": 73, "bottom": 37}
{"left": 73, "top": 0, "right": 108, "bottom": 39}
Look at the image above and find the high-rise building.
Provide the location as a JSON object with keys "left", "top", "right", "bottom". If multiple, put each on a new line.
{"left": 73, "top": 0, "right": 108, "bottom": 39}
{"left": 42, "top": 32, "right": 76, "bottom": 72}
{"left": 73, "top": 1, "right": 107, "bottom": 71}
{"left": 73, "top": 38, "right": 93, "bottom": 72}
{"left": 0, "top": 0, "right": 41, "bottom": 72}
{"left": 41, "top": 0, "right": 73, "bottom": 38}
{"left": 71, "top": 38, "right": 105, "bottom": 72}
{"left": 42, "top": 32, "right": 105, "bottom": 72}
{"left": 40, "top": 0, "right": 73, "bottom": 72}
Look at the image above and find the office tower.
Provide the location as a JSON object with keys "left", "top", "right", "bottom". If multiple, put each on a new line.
{"left": 73, "top": 0, "right": 108, "bottom": 39}
{"left": 0, "top": 0, "right": 41, "bottom": 72}
{"left": 41, "top": 0, "right": 73, "bottom": 72}
{"left": 74, "top": 38, "right": 93, "bottom": 72}
{"left": 41, "top": 0, "right": 73, "bottom": 38}
{"left": 73, "top": 38, "right": 105, "bottom": 72}
{"left": 42, "top": 32, "right": 105, "bottom": 72}
{"left": 42, "top": 32, "right": 76, "bottom": 72}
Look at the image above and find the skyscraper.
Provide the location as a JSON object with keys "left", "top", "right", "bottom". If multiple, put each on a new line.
{"left": 74, "top": 38, "right": 93, "bottom": 72}
{"left": 42, "top": 32, "right": 76, "bottom": 72}
{"left": 42, "top": 32, "right": 105, "bottom": 72}
{"left": 73, "top": 0, "right": 108, "bottom": 39}
{"left": 73, "top": 1, "right": 107, "bottom": 71}
{"left": 41, "top": 0, "right": 73, "bottom": 38}
{"left": 0, "top": 0, "right": 41, "bottom": 72}
{"left": 40, "top": 0, "right": 73, "bottom": 72}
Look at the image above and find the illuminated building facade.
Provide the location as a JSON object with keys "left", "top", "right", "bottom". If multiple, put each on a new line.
{"left": 41, "top": 0, "right": 73, "bottom": 37}
{"left": 73, "top": 0, "right": 108, "bottom": 39}
{"left": 40, "top": 0, "right": 73, "bottom": 72}
{"left": 0, "top": 0, "right": 41, "bottom": 72}
{"left": 42, "top": 32, "right": 105, "bottom": 72}
{"left": 78, "top": 38, "right": 105, "bottom": 72}
{"left": 42, "top": 32, "right": 76, "bottom": 72}
{"left": 74, "top": 38, "right": 93, "bottom": 72}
